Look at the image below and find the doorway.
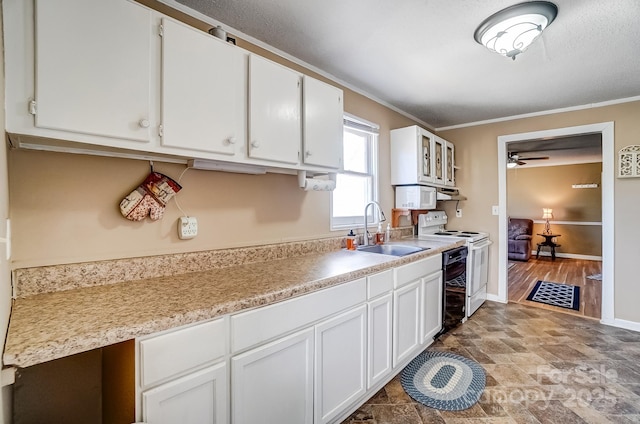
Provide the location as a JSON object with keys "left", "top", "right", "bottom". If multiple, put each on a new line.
{"left": 496, "top": 122, "right": 614, "bottom": 324}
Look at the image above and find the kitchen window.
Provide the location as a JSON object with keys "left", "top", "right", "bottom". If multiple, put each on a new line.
{"left": 331, "top": 114, "right": 379, "bottom": 229}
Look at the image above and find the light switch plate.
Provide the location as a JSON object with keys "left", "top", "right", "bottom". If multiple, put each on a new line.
{"left": 178, "top": 216, "right": 198, "bottom": 239}
{"left": 492, "top": 206, "right": 500, "bottom": 215}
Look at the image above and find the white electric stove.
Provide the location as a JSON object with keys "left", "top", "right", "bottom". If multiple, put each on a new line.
{"left": 417, "top": 211, "right": 492, "bottom": 318}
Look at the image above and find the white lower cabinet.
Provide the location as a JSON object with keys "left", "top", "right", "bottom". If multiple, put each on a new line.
{"left": 315, "top": 305, "right": 367, "bottom": 424}
{"left": 393, "top": 279, "right": 422, "bottom": 367}
{"left": 231, "top": 328, "right": 314, "bottom": 424}
{"left": 137, "top": 255, "right": 445, "bottom": 424}
{"left": 421, "top": 271, "right": 443, "bottom": 343}
{"left": 367, "top": 293, "right": 393, "bottom": 389}
{"left": 142, "top": 362, "right": 227, "bottom": 424}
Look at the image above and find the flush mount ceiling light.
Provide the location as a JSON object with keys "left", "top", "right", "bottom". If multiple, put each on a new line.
{"left": 474, "top": 1, "right": 558, "bottom": 60}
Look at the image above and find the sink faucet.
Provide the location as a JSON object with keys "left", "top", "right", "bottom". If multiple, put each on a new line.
{"left": 363, "top": 201, "right": 386, "bottom": 246}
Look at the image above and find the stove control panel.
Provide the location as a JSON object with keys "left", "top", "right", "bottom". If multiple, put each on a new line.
{"left": 418, "top": 211, "right": 448, "bottom": 227}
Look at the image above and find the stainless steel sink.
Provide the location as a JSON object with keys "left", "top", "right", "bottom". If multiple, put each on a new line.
{"left": 356, "top": 244, "right": 428, "bottom": 256}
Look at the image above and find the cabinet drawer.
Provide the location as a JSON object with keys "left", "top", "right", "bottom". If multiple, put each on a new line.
{"left": 231, "top": 278, "right": 366, "bottom": 352}
{"left": 394, "top": 254, "right": 442, "bottom": 288}
{"left": 367, "top": 270, "right": 393, "bottom": 299}
{"left": 140, "top": 318, "right": 227, "bottom": 388}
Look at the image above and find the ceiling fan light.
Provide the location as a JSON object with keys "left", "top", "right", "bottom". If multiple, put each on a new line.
{"left": 507, "top": 161, "right": 518, "bottom": 168}
{"left": 474, "top": 2, "right": 558, "bottom": 60}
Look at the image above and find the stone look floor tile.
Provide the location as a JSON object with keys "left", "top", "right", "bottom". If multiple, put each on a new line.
{"left": 341, "top": 302, "right": 640, "bottom": 424}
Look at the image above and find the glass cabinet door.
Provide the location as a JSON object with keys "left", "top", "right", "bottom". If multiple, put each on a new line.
{"left": 433, "top": 137, "right": 445, "bottom": 185}
{"left": 420, "top": 133, "right": 432, "bottom": 183}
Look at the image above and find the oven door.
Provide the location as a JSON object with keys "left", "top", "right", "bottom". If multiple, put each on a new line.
{"left": 467, "top": 239, "right": 492, "bottom": 317}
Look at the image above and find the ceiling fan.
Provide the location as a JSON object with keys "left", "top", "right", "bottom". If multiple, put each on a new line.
{"left": 507, "top": 152, "right": 549, "bottom": 167}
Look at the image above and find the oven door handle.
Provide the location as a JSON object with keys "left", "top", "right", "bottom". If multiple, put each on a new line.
{"left": 470, "top": 239, "right": 492, "bottom": 250}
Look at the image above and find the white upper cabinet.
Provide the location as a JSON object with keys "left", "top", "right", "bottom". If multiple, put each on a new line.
{"left": 391, "top": 125, "right": 436, "bottom": 185}
{"left": 5, "top": 0, "right": 345, "bottom": 173}
{"left": 33, "top": 0, "right": 153, "bottom": 143}
{"left": 248, "top": 54, "right": 302, "bottom": 164}
{"left": 302, "top": 76, "right": 343, "bottom": 169}
{"left": 160, "top": 18, "right": 246, "bottom": 156}
{"left": 391, "top": 125, "right": 456, "bottom": 187}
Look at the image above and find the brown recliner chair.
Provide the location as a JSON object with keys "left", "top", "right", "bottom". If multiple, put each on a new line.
{"left": 508, "top": 218, "right": 533, "bottom": 261}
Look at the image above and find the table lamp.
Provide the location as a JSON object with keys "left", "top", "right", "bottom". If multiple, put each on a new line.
{"left": 542, "top": 208, "right": 553, "bottom": 234}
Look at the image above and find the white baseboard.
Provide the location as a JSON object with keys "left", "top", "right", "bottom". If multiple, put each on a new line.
{"left": 600, "top": 318, "right": 640, "bottom": 333}
{"left": 530, "top": 250, "right": 602, "bottom": 261}
{"left": 486, "top": 294, "right": 507, "bottom": 304}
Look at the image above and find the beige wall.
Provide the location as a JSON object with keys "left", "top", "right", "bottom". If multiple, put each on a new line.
{"left": 507, "top": 163, "right": 602, "bottom": 256}
{"left": 439, "top": 100, "right": 640, "bottom": 323}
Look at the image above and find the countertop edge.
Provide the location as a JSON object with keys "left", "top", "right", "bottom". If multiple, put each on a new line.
{"left": 4, "top": 239, "right": 463, "bottom": 368}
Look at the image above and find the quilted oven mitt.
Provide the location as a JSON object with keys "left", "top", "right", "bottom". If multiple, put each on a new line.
{"left": 120, "top": 172, "right": 182, "bottom": 221}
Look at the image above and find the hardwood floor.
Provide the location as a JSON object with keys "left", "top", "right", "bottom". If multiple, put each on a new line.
{"left": 508, "top": 257, "right": 602, "bottom": 319}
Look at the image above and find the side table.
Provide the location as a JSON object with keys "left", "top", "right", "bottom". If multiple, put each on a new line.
{"left": 536, "top": 233, "right": 561, "bottom": 261}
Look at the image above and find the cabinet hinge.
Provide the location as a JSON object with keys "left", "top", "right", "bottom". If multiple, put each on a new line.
{"left": 158, "top": 124, "right": 164, "bottom": 137}
{"left": 158, "top": 24, "right": 164, "bottom": 37}
{"left": 28, "top": 99, "right": 36, "bottom": 115}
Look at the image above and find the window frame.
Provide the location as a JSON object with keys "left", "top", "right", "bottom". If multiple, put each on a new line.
{"left": 330, "top": 113, "right": 380, "bottom": 230}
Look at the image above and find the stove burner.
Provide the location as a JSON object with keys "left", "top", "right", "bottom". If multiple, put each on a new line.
{"left": 434, "top": 232, "right": 453, "bottom": 236}
{"left": 461, "top": 231, "right": 479, "bottom": 234}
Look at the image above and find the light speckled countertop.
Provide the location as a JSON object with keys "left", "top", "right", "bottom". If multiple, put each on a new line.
{"left": 4, "top": 237, "right": 461, "bottom": 368}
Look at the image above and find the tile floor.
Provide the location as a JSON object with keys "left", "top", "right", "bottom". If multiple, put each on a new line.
{"left": 342, "top": 301, "right": 640, "bottom": 423}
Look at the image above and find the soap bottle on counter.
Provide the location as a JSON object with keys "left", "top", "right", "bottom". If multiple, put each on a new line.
{"left": 346, "top": 230, "right": 357, "bottom": 250}
{"left": 386, "top": 223, "right": 391, "bottom": 242}
{"left": 375, "top": 223, "right": 385, "bottom": 244}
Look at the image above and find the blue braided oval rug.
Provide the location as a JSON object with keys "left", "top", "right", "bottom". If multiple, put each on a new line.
{"left": 401, "top": 351, "right": 486, "bottom": 411}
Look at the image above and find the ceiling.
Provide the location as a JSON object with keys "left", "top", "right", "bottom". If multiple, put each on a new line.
{"left": 507, "top": 133, "right": 602, "bottom": 168}
{"left": 169, "top": 0, "right": 640, "bottom": 130}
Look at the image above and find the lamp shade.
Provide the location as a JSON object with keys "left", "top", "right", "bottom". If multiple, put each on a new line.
{"left": 542, "top": 208, "right": 553, "bottom": 219}
{"left": 474, "top": 1, "right": 558, "bottom": 60}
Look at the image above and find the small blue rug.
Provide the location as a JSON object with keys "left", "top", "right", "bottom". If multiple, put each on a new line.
{"left": 401, "top": 351, "right": 486, "bottom": 411}
{"left": 526, "top": 280, "right": 580, "bottom": 310}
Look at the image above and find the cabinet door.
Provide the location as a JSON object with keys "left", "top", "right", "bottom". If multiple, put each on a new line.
{"left": 393, "top": 279, "right": 421, "bottom": 367}
{"left": 231, "top": 328, "right": 313, "bottom": 424}
{"left": 422, "top": 271, "right": 443, "bottom": 344}
{"left": 315, "top": 305, "right": 367, "bottom": 424}
{"left": 143, "top": 363, "right": 227, "bottom": 424}
{"left": 368, "top": 293, "right": 393, "bottom": 389}
{"left": 249, "top": 54, "right": 301, "bottom": 164}
{"left": 433, "top": 136, "right": 445, "bottom": 185}
{"left": 445, "top": 140, "right": 455, "bottom": 186}
{"left": 419, "top": 129, "right": 435, "bottom": 184}
{"left": 302, "top": 76, "right": 343, "bottom": 169}
{"left": 34, "top": 0, "right": 152, "bottom": 142}
{"left": 161, "top": 18, "right": 246, "bottom": 156}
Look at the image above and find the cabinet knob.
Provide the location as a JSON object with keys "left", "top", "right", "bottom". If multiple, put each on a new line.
{"left": 225, "top": 137, "right": 236, "bottom": 145}
{"left": 251, "top": 140, "right": 260, "bottom": 148}
{"left": 138, "top": 119, "right": 150, "bottom": 128}
{"left": 305, "top": 150, "right": 312, "bottom": 157}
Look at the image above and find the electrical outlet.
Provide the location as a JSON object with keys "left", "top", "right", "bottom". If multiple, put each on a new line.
{"left": 178, "top": 216, "right": 198, "bottom": 240}
{"left": 456, "top": 209, "right": 462, "bottom": 218}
